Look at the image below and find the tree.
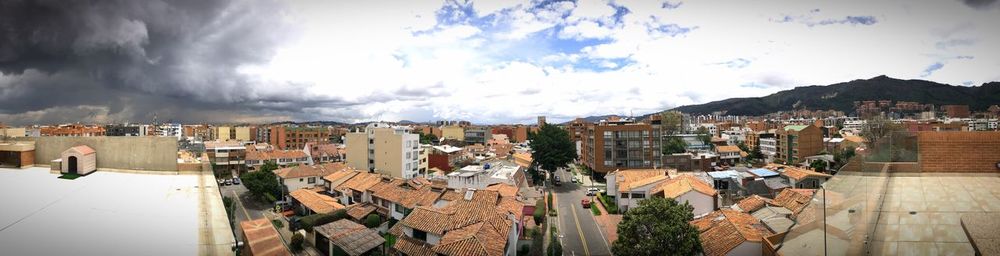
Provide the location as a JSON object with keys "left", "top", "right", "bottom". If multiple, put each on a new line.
{"left": 860, "top": 115, "right": 901, "bottom": 149}
{"left": 810, "top": 160, "right": 828, "bottom": 172}
{"left": 417, "top": 132, "right": 438, "bottom": 145}
{"left": 750, "top": 146, "right": 764, "bottom": 162}
{"left": 241, "top": 162, "right": 282, "bottom": 203}
{"left": 660, "top": 111, "right": 684, "bottom": 135}
{"left": 612, "top": 197, "right": 701, "bottom": 256}
{"left": 260, "top": 160, "right": 279, "bottom": 173}
{"left": 661, "top": 136, "right": 687, "bottom": 155}
{"left": 365, "top": 214, "right": 381, "bottom": 228}
{"left": 695, "top": 127, "right": 713, "bottom": 149}
{"left": 532, "top": 198, "right": 546, "bottom": 224}
{"left": 546, "top": 230, "right": 563, "bottom": 256}
{"left": 528, "top": 124, "right": 577, "bottom": 172}
{"left": 290, "top": 233, "right": 304, "bottom": 252}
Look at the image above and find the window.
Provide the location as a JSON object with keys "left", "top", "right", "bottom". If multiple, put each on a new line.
{"left": 632, "top": 193, "right": 645, "bottom": 199}
{"left": 308, "top": 177, "right": 316, "bottom": 184}
{"left": 413, "top": 229, "right": 427, "bottom": 241}
{"left": 621, "top": 193, "right": 629, "bottom": 198}
{"left": 395, "top": 204, "right": 405, "bottom": 214}
{"left": 299, "top": 178, "right": 304, "bottom": 182}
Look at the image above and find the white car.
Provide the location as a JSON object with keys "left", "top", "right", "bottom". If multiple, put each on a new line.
{"left": 586, "top": 187, "right": 600, "bottom": 196}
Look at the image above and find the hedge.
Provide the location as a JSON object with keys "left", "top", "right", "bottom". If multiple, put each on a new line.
{"left": 533, "top": 199, "right": 546, "bottom": 224}
{"left": 597, "top": 193, "right": 618, "bottom": 214}
{"left": 299, "top": 209, "right": 348, "bottom": 232}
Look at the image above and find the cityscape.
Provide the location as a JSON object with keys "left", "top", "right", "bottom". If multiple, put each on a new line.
{"left": 2, "top": 1, "right": 1000, "bottom": 256}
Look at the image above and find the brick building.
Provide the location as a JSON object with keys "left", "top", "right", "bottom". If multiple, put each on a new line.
{"left": 40, "top": 124, "right": 106, "bottom": 137}
{"left": 942, "top": 105, "right": 971, "bottom": 118}
{"left": 775, "top": 124, "right": 822, "bottom": 164}
{"left": 581, "top": 118, "right": 662, "bottom": 174}
{"left": 268, "top": 126, "right": 331, "bottom": 150}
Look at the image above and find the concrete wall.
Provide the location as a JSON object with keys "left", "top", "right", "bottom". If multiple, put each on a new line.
{"left": 676, "top": 191, "right": 715, "bottom": 217}
{"left": 918, "top": 131, "right": 1000, "bottom": 172}
{"left": 17, "top": 136, "right": 178, "bottom": 172}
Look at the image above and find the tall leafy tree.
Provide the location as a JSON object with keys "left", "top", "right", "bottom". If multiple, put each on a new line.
{"left": 241, "top": 161, "right": 281, "bottom": 202}
{"left": 659, "top": 111, "right": 684, "bottom": 135}
{"left": 661, "top": 136, "right": 687, "bottom": 155}
{"left": 528, "top": 124, "right": 577, "bottom": 172}
{"left": 612, "top": 197, "right": 701, "bottom": 256}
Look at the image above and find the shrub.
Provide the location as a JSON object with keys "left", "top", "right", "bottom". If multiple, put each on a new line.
{"left": 548, "top": 209, "right": 557, "bottom": 217}
{"left": 533, "top": 199, "right": 546, "bottom": 224}
{"left": 547, "top": 192, "right": 553, "bottom": 209}
{"left": 271, "top": 219, "right": 283, "bottom": 229}
{"left": 518, "top": 244, "right": 530, "bottom": 256}
{"left": 597, "top": 193, "right": 618, "bottom": 214}
{"left": 365, "top": 214, "right": 381, "bottom": 228}
{"left": 546, "top": 229, "right": 562, "bottom": 256}
{"left": 300, "top": 210, "right": 348, "bottom": 232}
{"left": 290, "top": 233, "right": 304, "bottom": 252}
{"left": 590, "top": 204, "right": 601, "bottom": 216}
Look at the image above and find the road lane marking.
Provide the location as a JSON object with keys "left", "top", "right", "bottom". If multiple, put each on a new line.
{"left": 571, "top": 205, "right": 591, "bottom": 256}
{"left": 231, "top": 190, "right": 251, "bottom": 220}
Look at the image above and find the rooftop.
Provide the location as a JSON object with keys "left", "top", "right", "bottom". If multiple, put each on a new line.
{"left": 241, "top": 218, "right": 292, "bottom": 256}
{"left": 0, "top": 167, "right": 233, "bottom": 255}
{"left": 314, "top": 219, "right": 385, "bottom": 256}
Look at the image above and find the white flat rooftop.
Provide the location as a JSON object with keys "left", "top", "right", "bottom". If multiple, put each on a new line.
{"left": 0, "top": 167, "right": 233, "bottom": 255}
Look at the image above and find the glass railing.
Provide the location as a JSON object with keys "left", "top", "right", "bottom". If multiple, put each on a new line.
{"left": 777, "top": 131, "right": 915, "bottom": 256}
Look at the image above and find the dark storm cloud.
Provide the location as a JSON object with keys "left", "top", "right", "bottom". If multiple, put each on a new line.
{"left": 0, "top": 0, "right": 345, "bottom": 125}
{"left": 962, "top": 0, "right": 998, "bottom": 9}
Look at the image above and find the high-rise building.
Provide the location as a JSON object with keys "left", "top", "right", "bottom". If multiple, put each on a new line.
{"left": 581, "top": 118, "right": 662, "bottom": 174}
{"left": 463, "top": 126, "right": 490, "bottom": 145}
{"left": 345, "top": 123, "right": 421, "bottom": 179}
{"left": 775, "top": 124, "right": 823, "bottom": 164}
{"left": 217, "top": 126, "right": 255, "bottom": 142}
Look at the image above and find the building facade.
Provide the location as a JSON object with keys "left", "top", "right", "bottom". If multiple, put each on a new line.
{"left": 775, "top": 125, "right": 823, "bottom": 164}
{"left": 582, "top": 118, "right": 662, "bottom": 174}
{"left": 345, "top": 123, "right": 421, "bottom": 179}
{"left": 268, "top": 126, "right": 331, "bottom": 150}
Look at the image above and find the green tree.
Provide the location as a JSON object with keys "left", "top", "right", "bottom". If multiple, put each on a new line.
{"left": 612, "top": 197, "right": 701, "bottom": 256}
{"left": 810, "top": 160, "right": 828, "bottom": 172}
{"left": 750, "top": 146, "right": 764, "bottom": 162}
{"left": 365, "top": 214, "right": 382, "bottom": 228}
{"left": 528, "top": 124, "right": 577, "bottom": 172}
{"left": 417, "top": 132, "right": 438, "bottom": 144}
{"left": 546, "top": 230, "right": 563, "bottom": 256}
{"left": 661, "top": 136, "right": 687, "bottom": 155}
{"left": 241, "top": 162, "right": 282, "bottom": 203}
{"left": 659, "top": 111, "right": 684, "bottom": 135}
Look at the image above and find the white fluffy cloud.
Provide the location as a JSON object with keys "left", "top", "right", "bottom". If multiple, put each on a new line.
{"left": 246, "top": 0, "right": 1000, "bottom": 124}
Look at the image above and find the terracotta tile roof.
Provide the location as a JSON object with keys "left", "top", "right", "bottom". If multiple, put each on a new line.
{"left": 734, "top": 195, "right": 772, "bottom": 213}
{"left": 780, "top": 166, "right": 832, "bottom": 181}
{"left": 289, "top": 189, "right": 344, "bottom": 214}
{"left": 651, "top": 175, "right": 717, "bottom": 198}
{"left": 716, "top": 145, "right": 741, "bottom": 153}
{"left": 369, "top": 178, "right": 443, "bottom": 210}
{"left": 309, "top": 143, "right": 341, "bottom": 157}
{"left": 484, "top": 183, "right": 519, "bottom": 198}
{"left": 393, "top": 235, "right": 437, "bottom": 256}
{"left": 610, "top": 169, "right": 669, "bottom": 192}
{"left": 345, "top": 203, "right": 377, "bottom": 220}
{"left": 497, "top": 196, "right": 524, "bottom": 219}
{"left": 396, "top": 190, "right": 515, "bottom": 256}
{"left": 771, "top": 189, "right": 814, "bottom": 217}
{"left": 241, "top": 218, "right": 292, "bottom": 256}
{"left": 68, "top": 145, "right": 96, "bottom": 155}
{"left": 336, "top": 171, "right": 384, "bottom": 192}
{"left": 323, "top": 169, "right": 360, "bottom": 187}
{"left": 314, "top": 219, "right": 385, "bottom": 256}
{"left": 691, "top": 210, "right": 773, "bottom": 256}
{"left": 274, "top": 162, "right": 349, "bottom": 179}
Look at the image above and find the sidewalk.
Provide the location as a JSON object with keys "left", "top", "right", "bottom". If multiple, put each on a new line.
{"left": 592, "top": 194, "right": 621, "bottom": 244}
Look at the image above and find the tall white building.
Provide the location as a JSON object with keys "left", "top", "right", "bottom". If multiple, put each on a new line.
{"left": 759, "top": 137, "right": 777, "bottom": 163}
{"left": 345, "top": 123, "right": 421, "bottom": 179}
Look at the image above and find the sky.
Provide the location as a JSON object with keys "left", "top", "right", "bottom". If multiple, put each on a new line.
{"left": 1, "top": 0, "right": 999, "bottom": 125}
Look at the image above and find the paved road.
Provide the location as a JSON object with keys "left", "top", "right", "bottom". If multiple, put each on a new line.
{"left": 219, "top": 182, "right": 270, "bottom": 242}
{"left": 552, "top": 167, "right": 612, "bottom": 256}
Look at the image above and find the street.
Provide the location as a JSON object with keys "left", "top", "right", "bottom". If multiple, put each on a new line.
{"left": 219, "top": 182, "right": 271, "bottom": 243}
{"left": 552, "top": 167, "right": 613, "bottom": 256}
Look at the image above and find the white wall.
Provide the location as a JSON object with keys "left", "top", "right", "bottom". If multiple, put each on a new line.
{"left": 727, "top": 241, "right": 761, "bottom": 256}
{"left": 283, "top": 176, "right": 321, "bottom": 199}
{"left": 616, "top": 182, "right": 657, "bottom": 212}
{"left": 675, "top": 191, "right": 715, "bottom": 217}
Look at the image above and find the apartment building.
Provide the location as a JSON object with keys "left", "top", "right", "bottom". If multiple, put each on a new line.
{"left": 268, "top": 126, "right": 331, "bottom": 150}
{"left": 182, "top": 125, "right": 215, "bottom": 141}
{"left": 462, "top": 126, "right": 490, "bottom": 145}
{"left": 581, "top": 118, "right": 662, "bottom": 174}
{"left": 205, "top": 141, "right": 247, "bottom": 176}
{"left": 156, "top": 123, "right": 183, "bottom": 139}
{"left": 775, "top": 125, "right": 823, "bottom": 164}
{"left": 491, "top": 125, "right": 530, "bottom": 143}
{"left": 565, "top": 117, "right": 589, "bottom": 143}
{"left": 217, "top": 126, "right": 255, "bottom": 142}
{"left": 942, "top": 105, "right": 971, "bottom": 118}
{"left": 105, "top": 124, "right": 141, "bottom": 136}
{"left": 345, "top": 123, "right": 421, "bottom": 179}
{"left": 759, "top": 137, "right": 778, "bottom": 163}
{"left": 440, "top": 125, "right": 465, "bottom": 141}
{"left": 0, "top": 126, "right": 26, "bottom": 138}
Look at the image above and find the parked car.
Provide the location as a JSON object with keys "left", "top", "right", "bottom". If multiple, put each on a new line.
{"left": 232, "top": 177, "right": 241, "bottom": 185}
{"left": 553, "top": 179, "right": 562, "bottom": 186}
{"left": 581, "top": 198, "right": 591, "bottom": 208}
{"left": 224, "top": 179, "right": 232, "bottom": 186}
{"left": 571, "top": 177, "right": 579, "bottom": 183}
{"left": 586, "top": 187, "right": 599, "bottom": 196}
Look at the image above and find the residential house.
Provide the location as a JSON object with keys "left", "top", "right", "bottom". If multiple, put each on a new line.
{"left": 275, "top": 163, "right": 350, "bottom": 199}
{"left": 240, "top": 218, "right": 292, "bottom": 256}
{"left": 690, "top": 209, "right": 774, "bottom": 256}
{"left": 305, "top": 142, "right": 344, "bottom": 164}
{"left": 369, "top": 177, "right": 445, "bottom": 220}
{"left": 314, "top": 220, "right": 385, "bottom": 256}
{"left": 776, "top": 165, "right": 832, "bottom": 189}
{"left": 650, "top": 175, "right": 718, "bottom": 216}
{"left": 288, "top": 189, "right": 345, "bottom": 215}
{"left": 245, "top": 148, "right": 309, "bottom": 171}
{"left": 205, "top": 140, "right": 247, "bottom": 176}
{"left": 443, "top": 160, "right": 526, "bottom": 190}
{"left": 715, "top": 145, "right": 744, "bottom": 165}
{"left": 388, "top": 189, "right": 520, "bottom": 256}
{"left": 332, "top": 171, "right": 384, "bottom": 205}
{"left": 605, "top": 169, "right": 670, "bottom": 212}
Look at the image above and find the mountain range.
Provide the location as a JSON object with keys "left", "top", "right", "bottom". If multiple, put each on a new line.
{"left": 667, "top": 75, "right": 1000, "bottom": 116}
